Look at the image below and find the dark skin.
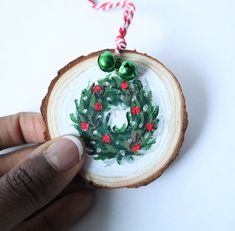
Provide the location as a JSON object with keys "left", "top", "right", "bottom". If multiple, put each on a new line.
{"left": 0, "top": 112, "right": 93, "bottom": 231}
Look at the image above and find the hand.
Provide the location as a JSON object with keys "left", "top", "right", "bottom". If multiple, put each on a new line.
{"left": 0, "top": 113, "right": 93, "bottom": 231}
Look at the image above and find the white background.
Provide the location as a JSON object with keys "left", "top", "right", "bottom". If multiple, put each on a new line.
{"left": 0, "top": 0, "right": 235, "bottom": 230}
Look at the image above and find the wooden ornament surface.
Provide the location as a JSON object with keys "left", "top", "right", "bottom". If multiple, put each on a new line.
{"left": 41, "top": 49, "right": 187, "bottom": 188}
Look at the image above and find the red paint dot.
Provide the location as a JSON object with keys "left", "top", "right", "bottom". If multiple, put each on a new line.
{"left": 102, "top": 134, "right": 111, "bottom": 143}
{"left": 93, "top": 85, "right": 103, "bottom": 93}
{"left": 132, "top": 144, "right": 141, "bottom": 153}
{"left": 120, "top": 81, "right": 129, "bottom": 90}
{"left": 146, "top": 123, "right": 155, "bottom": 132}
{"left": 131, "top": 106, "right": 141, "bottom": 115}
{"left": 94, "top": 102, "right": 103, "bottom": 111}
{"left": 80, "top": 122, "right": 89, "bottom": 131}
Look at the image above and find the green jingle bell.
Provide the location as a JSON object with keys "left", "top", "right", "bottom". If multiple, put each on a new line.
{"left": 118, "top": 60, "right": 138, "bottom": 80}
{"left": 98, "top": 51, "right": 116, "bottom": 72}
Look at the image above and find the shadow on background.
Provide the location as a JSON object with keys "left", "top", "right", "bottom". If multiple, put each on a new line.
{"left": 163, "top": 54, "right": 209, "bottom": 161}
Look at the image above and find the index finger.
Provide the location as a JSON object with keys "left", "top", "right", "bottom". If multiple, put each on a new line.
{"left": 0, "top": 112, "right": 45, "bottom": 150}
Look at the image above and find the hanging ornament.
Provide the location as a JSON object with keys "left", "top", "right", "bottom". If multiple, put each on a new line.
{"left": 41, "top": 0, "right": 188, "bottom": 188}
{"left": 98, "top": 51, "right": 117, "bottom": 72}
{"left": 118, "top": 60, "right": 138, "bottom": 80}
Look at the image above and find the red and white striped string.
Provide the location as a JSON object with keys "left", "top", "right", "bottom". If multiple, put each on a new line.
{"left": 88, "top": 0, "right": 136, "bottom": 55}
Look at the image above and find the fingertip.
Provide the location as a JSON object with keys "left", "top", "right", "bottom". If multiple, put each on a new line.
{"left": 29, "top": 112, "right": 46, "bottom": 143}
{"left": 62, "top": 135, "right": 85, "bottom": 161}
{"left": 0, "top": 112, "right": 46, "bottom": 150}
{"left": 19, "top": 112, "right": 46, "bottom": 144}
{"left": 44, "top": 135, "right": 86, "bottom": 171}
{"left": 35, "top": 113, "right": 46, "bottom": 143}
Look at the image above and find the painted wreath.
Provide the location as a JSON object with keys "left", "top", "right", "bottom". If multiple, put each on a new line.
{"left": 70, "top": 51, "right": 159, "bottom": 164}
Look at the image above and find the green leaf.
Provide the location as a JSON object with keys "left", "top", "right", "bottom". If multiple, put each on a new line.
{"left": 73, "top": 124, "right": 80, "bottom": 132}
{"left": 118, "top": 123, "right": 127, "bottom": 132}
{"left": 133, "top": 79, "right": 143, "bottom": 91}
{"left": 116, "top": 154, "right": 123, "bottom": 165}
{"left": 105, "top": 112, "right": 111, "bottom": 124}
{"left": 126, "top": 111, "right": 132, "bottom": 124}
{"left": 147, "top": 137, "right": 156, "bottom": 146}
{"left": 152, "top": 105, "right": 159, "bottom": 119}
{"left": 125, "top": 155, "right": 134, "bottom": 161}
{"left": 70, "top": 113, "right": 77, "bottom": 124}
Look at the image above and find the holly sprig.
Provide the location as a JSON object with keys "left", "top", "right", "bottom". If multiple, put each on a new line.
{"left": 70, "top": 73, "right": 159, "bottom": 164}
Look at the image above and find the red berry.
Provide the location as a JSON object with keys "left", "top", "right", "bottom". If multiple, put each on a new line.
{"left": 102, "top": 134, "right": 111, "bottom": 143}
{"left": 94, "top": 102, "right": 103, "bottom": 111}
{"left": 146, "top": 123, "right": 155, "bottom": 132}
{"left": 80, "top": 122, "right": 89, "bottom": 131}
{"left": 132, "top": 144, "right": 141, "bottom": 153}
{"left": 131, "top": 106, "right": 141, "bottom": 115}
{"left": 120, "top": 81, "right": 129, "bottom": 90}
{"left": 93, "top": 85, "right": 103, "bottom": 93}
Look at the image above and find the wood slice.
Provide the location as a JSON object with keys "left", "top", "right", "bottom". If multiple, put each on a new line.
{"left": 41, "top": 49, "right": 187, "bottom": 188}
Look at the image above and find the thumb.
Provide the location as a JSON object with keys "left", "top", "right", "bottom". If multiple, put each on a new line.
{"left": 0, "top": 135, "right": 86, "bottom": 231}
